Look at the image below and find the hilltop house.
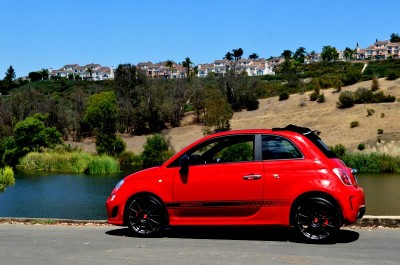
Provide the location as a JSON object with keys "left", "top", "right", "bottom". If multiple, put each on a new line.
{"left": 49, "top": 64, "right": 114, "bottom": 80}
{"left": 137, "top": 61, "right": 187, "bottom": 79}
{"left": 197, "top": 58, "right": 275, "bottom": 77}
{"left": 356, "top": 40, "right": 400, "bottom": 60}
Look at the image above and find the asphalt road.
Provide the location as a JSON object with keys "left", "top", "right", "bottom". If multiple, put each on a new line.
{"left": 1, "top": 224, "right": 399, "bottom": 265}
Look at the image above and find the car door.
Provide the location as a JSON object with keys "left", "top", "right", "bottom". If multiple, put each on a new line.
{"left": 261, "top": 134, "right": 311, "bottom": 205}
{"left": 171, "top": 134, "right": 265, "bottom": 218}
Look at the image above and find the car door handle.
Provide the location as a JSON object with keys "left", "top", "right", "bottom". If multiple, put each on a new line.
{"left": 243, "top": 174, "right": 262, "bottom": 180}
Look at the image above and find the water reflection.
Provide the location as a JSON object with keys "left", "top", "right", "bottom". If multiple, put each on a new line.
{"left": 0, "top": 170, "right": 127, "bottom": 220}
{"left": 0, "top": 171, "right": 399, "bottom": 220}
{"left": 356, "top": 173, "right": 400, "bottom": 216}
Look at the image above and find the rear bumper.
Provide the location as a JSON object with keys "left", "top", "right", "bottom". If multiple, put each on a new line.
{"left": 341, "top": 186, "right": 366, "bottom": 224}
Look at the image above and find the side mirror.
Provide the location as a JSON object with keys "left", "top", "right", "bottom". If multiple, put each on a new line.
{"left": 179, "top": 154, "right": 190, "bottom": 176}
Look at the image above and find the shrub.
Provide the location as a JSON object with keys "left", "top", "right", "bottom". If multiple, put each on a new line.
{"left": 354, "top": 87, "right": 374, "bottom": 103}
{"left": 331, "top": 144, "right": 347, "bottom": 158}
{"left": 377, "top": 129, "right": 384, "bottom": 134}
{"left": 279, "top": 91, "right": 289, "bottom": 101}
{"left": 18, "top": 151, "right": 119, "bottom": 174}
{"left": 337, "top": 91, "right": 355, "bottom": 108}
{"left": 317, "top": 93, "right": 325, "bottom": 103}
{"left": 387, "top": 70, "right": 399, "bottom": 80}
{"left": 350, "top": 121, "right": 360, "bottom": 128}
{"left": 118, "top": 151, "right": 141, "bottom": 166}
{"left": 86, "top": 155, "right": 120, "bottom": 174}
{"left": 245, "top": 97, "right": 259, "bottom": 111}
{"left": 371, "top": 76, "right": 379, "bottom": 91}
{"left": 366, "top": 108, "right": 375, "bottom": 116}
{"left": 309, "top": 91, "right": 318, "bottom": 101}
{"left": 357, "top": 144, "right": 365, "bottom": 151}
{"left": 342, "top": 152, "right": 400, "bottom": 173}
{"left": 381, "top": 113, "right": 385, "bottom": 118}
{"left": 0, "top": 166, "right": 15, "bottom": 192}
{"left": 342, "top": 71, "right": 361, "bottom": 86}
{"left": 141, "top": 134, "right": 174, "bottom": 168}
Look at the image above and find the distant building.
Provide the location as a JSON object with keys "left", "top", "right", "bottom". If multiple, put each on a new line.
{"left": 137, "top": 61, "right": 187, "bottom": 79}
{"left": 356, "top": 40, "right": 400, "bottom": 60}
{"left": 197, "top": 58, "right": 275, "bottom": 77}
{"left": 49, "top": 64, "right": 114, "bottom": 80}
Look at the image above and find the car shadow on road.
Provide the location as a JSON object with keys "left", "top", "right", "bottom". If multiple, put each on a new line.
{"left": 105, "top": 226, "right": 359, "bottom": 244}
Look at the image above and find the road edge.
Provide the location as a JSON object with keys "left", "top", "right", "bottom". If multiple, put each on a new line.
{"left": 0, "top": 215, "right": 399, "bottom": 228}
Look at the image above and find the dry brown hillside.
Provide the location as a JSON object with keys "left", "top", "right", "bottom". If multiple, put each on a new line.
{"left": 70, "top": 78, "right": 400, "bottom": 155}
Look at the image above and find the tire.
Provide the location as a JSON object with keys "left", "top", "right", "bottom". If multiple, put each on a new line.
{"left": 292, "top": 197, "right": 341, "bottom": 243}
{"left": 125, "top": 195, "right": 166, "bottom": 237}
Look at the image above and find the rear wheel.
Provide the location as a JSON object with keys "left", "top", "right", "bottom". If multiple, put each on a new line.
{"left": 126, "top": 195, "right": 166, "bottom": 237}
{"left": 292, "top": 197, "right": 341, "bottom": 242}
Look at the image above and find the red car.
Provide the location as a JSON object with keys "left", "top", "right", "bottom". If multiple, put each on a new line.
{"left": 106, "top": 125, "right": 365, "bottom": 242}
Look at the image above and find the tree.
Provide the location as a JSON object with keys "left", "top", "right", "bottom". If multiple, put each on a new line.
{"left": 0, "top": 113, "right": 63, "bottom": 166}
{"left": 224, "top": 52, "right": 233, "bottom": 61}
{"left": 232, "top": 48, "right": 244, "bottom": 61}
{"left": 203, "top": 89, "right": 233, "bottom": 134}
{"left": 248, "top": 53, "right": 259, "bottom": 60}
{"left": 83, "top": 91, "right": 123, "bottom": 155}
{"left": 165, "top": 60, "right": 175, "bottom": 78}
{"left": 281, "top": 50, "right": 293, "bottom": 59}
{"left": 4, "top": 66, "right": 16, "bottom": 83}
{"left": 41, "top": 69, "right": 49, "bottom": 80}
{"left": 1, "top": 66, "right": 16, "bottom": 93}
{"left": 390, "top": 33, "right": 400, "bottom": 42}
{"left": 86, "top": 67, "right": 93, "bottom": 80}
{"left": 293, "top": 47, "right": 307, "bottom": 63}
{"left": 343, "top": 47, "right": 354, "bottom": 61}
{"left": 321, "top": 46, "right": 339, "bottom": 61}
{"left": 28, "top": 71, "right": 43, "bottom": 82}
{"left": 141, "top": 134, "right": 172, "bottom": 168}
{"left": 181, "top": 57, "right": 193, "bottom": 78}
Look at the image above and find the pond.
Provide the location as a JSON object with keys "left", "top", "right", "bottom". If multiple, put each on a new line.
{"left": 0, "top": 171, "right": 399, "bottom": 220}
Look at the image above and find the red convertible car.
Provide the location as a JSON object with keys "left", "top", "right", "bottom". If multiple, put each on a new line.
{"left": 106, "top": 125, "right": 365, "bottom": 242}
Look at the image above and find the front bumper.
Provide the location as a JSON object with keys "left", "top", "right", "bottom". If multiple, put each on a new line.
{"left": 106, "top": 194, "right": 125, "bottom": 226}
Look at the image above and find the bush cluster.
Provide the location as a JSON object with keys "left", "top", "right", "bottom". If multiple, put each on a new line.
{"left": 18, "top": 151, "right": 120, "bottom": 174}
{"left": 337, "top": 88, "right": 396, "bottom": 108}
{"left": 350, "top": 121, "right": 360, "bottom": 128}
{"left": 0, "top": 166, "right": 15, "bottom": 192}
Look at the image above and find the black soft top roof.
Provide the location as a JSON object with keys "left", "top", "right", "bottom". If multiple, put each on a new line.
{"left": 273, "top": 124, "right": 337, "bottom": 158}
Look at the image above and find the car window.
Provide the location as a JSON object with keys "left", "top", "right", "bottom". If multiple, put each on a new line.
{"left": 262, "top": 135, "right": 302, "bottom": 160}
{"left": 187, "top": 135, "right": 255, "bottom": 165}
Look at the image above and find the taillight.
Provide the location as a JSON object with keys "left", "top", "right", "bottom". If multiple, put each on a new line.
{"left": 333, "top": 168, "right": 353, "bottom": 186}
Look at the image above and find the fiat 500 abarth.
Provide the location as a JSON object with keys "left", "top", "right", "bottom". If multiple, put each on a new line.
{"left": 106, "top": 125, "right": 365, "bottom": 242}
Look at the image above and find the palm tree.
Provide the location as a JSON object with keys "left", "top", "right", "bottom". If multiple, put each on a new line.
{"left": 248, "top": 53, "right": 259, "bottom": 60}
{"left": 181, "top": 57, "right": 193, "bottom": 78}
{"left": 86, "top": 67, "right": 93, "bottom": 80}
{"left": 165, "top": 60, "right": 175, "bottom": 78}
{"left": 224, "top": 52, "right": 233, "bottom": 61}
{"left": 232, "top": 48, "right": 244, "bottom": 61}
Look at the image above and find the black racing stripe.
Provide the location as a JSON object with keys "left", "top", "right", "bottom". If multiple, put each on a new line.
{"left": 166, "top": 199, "right": 290, "bottom": 209}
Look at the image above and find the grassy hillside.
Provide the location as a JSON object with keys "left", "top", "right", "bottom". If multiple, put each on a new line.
{"left": 69, "top": 77, "right": 400, "bottom": 155}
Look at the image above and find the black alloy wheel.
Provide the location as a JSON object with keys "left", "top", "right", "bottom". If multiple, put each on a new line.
{"left": 293, "top": 197, "right": 341, "bottom": 242}
{"left": 126, "top": 195, "right": 166, "bottom": 237}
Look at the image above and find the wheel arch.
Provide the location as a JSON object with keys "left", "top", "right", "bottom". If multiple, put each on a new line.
{"left": 289, "top": 191, "right": 343, "bottom": 227}
{"left": 123, "top": 192, "right": 169, "bottom": 227}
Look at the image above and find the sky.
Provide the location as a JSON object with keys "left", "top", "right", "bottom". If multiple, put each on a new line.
{"left": 1, "top": 0, "right": 399, "bottom": 78}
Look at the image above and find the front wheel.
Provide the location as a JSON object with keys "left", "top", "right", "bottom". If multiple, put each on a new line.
{"left": 126, "top": 195, "right": 166, "bottom": 237}
{"left": 292, "top": 197, "right": 341, "bottom": 242}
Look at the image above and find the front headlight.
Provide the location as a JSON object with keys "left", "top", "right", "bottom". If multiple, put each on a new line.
{"left": 114, "top": 179, "right": 125, "bottom": 192}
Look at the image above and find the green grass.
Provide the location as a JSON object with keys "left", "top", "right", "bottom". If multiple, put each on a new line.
{"left": 342, "top": 152, "right": 400, "bottom": 173}
{"left": 18, "top": 151, "right": 119, "bottom": 174}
